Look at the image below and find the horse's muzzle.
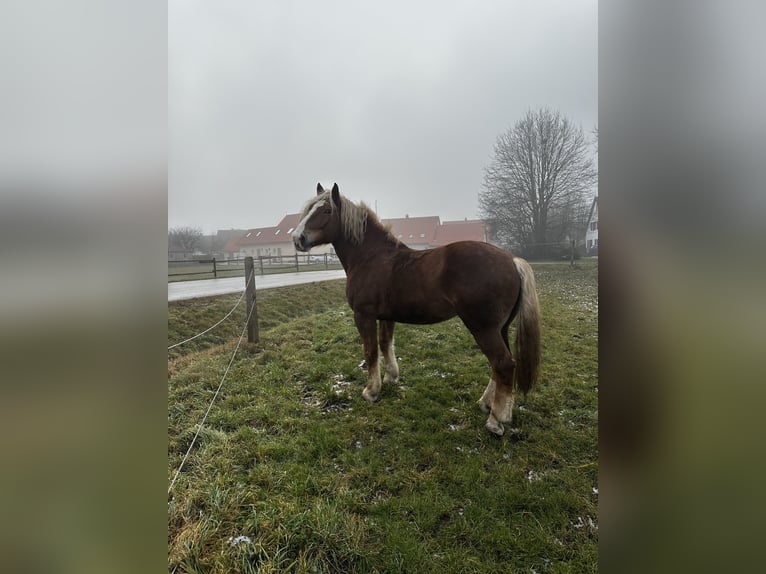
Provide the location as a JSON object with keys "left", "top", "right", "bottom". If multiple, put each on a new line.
{"left": 293, "top": 233, "right": 309, "bottom": 252}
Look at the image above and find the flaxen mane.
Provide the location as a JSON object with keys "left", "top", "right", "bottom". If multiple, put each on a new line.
{"left": 304, "top": 191, "right": 394, "bottom": 246}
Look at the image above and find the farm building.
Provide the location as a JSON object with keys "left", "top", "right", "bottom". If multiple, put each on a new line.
{"left": 380, "top": 215, "right": 488, "bottom": 249}
{"left": 585, "top": 196, "right": 598, "bottom": 255}
{"left": 222, "top": 212, "right": 489, "bottom": 259}
{"left": 433, "top": 219, "right": 489, "bottom": 246}
{"left": 222, "top": 213, "right": 336, "bottom": 260}
{"left": 381, "top": 215, "right": 441, "bottom": 250}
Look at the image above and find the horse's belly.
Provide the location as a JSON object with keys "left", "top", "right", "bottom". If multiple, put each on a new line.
{"left": 382, "top": 300, "right": 457, "bottom": 325}
{"left": 348, "top": 272, "right": 457, "bottom": 324}
{"left": 387, "top": 312, "right": 457, "bottom": 325}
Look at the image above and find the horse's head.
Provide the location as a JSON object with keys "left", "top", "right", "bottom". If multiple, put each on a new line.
{"left": 292, "top": 182, "right": 342, "bottom": 251}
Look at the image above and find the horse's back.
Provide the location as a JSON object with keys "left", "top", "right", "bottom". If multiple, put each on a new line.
{"left": 439, "top": 241, "right": 518, "bottom": 283}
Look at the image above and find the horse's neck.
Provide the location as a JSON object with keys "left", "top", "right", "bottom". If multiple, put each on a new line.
{"left": 333, "top": 221, "right": 402, "bottom": 271}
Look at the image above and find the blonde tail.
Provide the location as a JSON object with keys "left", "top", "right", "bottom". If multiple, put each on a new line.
{"left": 512, "top": 257, "right": 541, "bottom": 394}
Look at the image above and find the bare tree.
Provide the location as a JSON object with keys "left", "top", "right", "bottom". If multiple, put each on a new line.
{"left": 168, "top": 226, "right": 203, "bottom": 252}
{"left": 593, "top": 125, "right": 599, "bottom": 154}
{"left": 479, "top": 109, "right": 597, "bottom": 257}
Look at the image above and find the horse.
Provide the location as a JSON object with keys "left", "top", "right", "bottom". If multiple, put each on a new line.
{"left": 292, "top": 183, "right": 541, "bottom": 436}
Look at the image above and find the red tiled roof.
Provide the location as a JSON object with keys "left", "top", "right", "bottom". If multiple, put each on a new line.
{"left": 222, "top": 214, "right": 302, "bottom": 252}
{"left": 432, "top": 220, "right": 487, "bottom": 245}
{"left": 382, "top": 216, "right": 441, "bottom": 244}
{"left": 275, "top": 213, "right": 301, "bottom": 230}
{"left": 222, "top": 212, "right": 487, "bottom": 252}
{"left": 222, "top": 237, "right": 243, "bottom": 252}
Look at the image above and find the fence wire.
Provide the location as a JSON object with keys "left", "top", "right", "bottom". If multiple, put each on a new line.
{"left": 168, "top": 292, "right": 258, "bottom": 495}
{"left": 167, "top": 270, "right": 254, "bottom": 350}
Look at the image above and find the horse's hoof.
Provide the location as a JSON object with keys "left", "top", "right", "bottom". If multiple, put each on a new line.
{"left": 362, "top": 388, "right": 379, "bottom": 403}
{"left": 486, "top": 415, "right": 505, "bottom": 436}
{"left": 477, "top": 399, "right": 491, "bottom": 414}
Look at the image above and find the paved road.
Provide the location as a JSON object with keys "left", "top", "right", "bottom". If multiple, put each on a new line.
{"left": 168, "top": 269, "right": 347, "bottom": 302}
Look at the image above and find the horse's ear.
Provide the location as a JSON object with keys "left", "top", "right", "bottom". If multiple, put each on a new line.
{"left": 316, "top": 182, "right": 324, "bottom": 195}
{"left": 331, "top": 183, "right": 340, "bottom": 208}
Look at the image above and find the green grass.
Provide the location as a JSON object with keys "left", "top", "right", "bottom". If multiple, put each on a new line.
{"left": 168, "top": 261, "right": 598, "bottom": 573}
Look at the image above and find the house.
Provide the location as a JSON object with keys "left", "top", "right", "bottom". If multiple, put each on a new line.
{"left": 381, "top": 215, "right": 441, "bottom": 250}
{"left": 585, "top": 196, "right": 598, "bottom": 255}
{"left": 380, "top": 215, "right": 490, "bottom": 249}
{"left": 221, "top": 210, "right": 490, "bottom": 259}
{"left": 222, "top": 214, "right": 335, "bottom": 260}
{"left": 211, "top": 229, "right": 247, "bottom": 259}
{"left": 432, "top": 219, "right": 488, "bottom": 246}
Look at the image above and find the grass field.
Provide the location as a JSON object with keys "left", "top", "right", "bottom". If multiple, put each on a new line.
{"left": 168, "top": 261, "right": 598, "bottom": 573}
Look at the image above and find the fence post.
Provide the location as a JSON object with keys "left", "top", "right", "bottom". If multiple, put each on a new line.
{"left": 324, "top": 253, "right": 328, "bottom": 270}
{"left": 213, "top": 257, "right": 217, "bottom": 278}
{"left": 258, "top": 256, "right": 264, "bottom": 275}
{"left": 244, "top": 257, "right": 259, "bottom": 343}
{"left": 295, "top": 252, "right": 299, "bottom": 272}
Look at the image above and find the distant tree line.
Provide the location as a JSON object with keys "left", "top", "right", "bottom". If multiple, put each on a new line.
{"left": 168, "top": 227, "right": 248, "bottom": 260}
{"left": 168, "top": 226, "right": 203, "bottom": 253}
{"left": 479, "top": 108, "right": 597, "bottom": 259}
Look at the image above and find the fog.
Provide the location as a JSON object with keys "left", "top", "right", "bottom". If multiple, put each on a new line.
{"left": 169, "top": 0, "right": 598, "bottom": 233}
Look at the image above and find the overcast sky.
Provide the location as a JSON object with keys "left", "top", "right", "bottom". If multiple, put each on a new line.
{"left": 169, "top": 0, "right": 597, "bottom": 234}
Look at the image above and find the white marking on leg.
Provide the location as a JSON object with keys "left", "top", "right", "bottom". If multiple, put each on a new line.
{"left": 362, "top": 361, "right": 382, "bottom": 403}
{"left": 486, "top": 412, "right": 504, "bottom": 436}
{"left": 383, "top": 337, "right": 399, "bottom": 383}
{"left": 478, "top": 378, "right": 495, "bottom": 413}
{"left": 491, "top": 381, "right": 515, "bottom": 424}
{"left": 497, "top": 393, "right": 515, "bottom": 424}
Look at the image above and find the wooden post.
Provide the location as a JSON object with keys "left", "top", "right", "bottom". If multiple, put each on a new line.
{"left": 570, "top": 239, "right": 575, "bottom": 267}
{"left": 324, "top": 253, "right": 328, "bottom": 270}
{"left": 212, "top": 257, "right": 217, "bottom": 278}
{"left": 295, "top": 252, "right": 299, "bottom": 272}
{"left": 244, "top": 257, "right": 259, "bottom": 343}
{"left": 258, "top": 256, "right": 264, "bottom": 275}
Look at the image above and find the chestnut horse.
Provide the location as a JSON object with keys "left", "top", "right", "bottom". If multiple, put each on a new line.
{"left": 292, "top": 183, "right": 541, "bottom": 436}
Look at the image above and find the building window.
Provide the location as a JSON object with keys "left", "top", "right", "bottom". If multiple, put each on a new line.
{"left": 590, "top": 221, "right": 598, "bottom": 231}
{"left": 419, "top": 233, "right": 425, "bottom": 238}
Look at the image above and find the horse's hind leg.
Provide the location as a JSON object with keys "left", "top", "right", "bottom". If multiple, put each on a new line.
{"left": 378, "top": 320, "right": 399, "bottom": 384}
{"left": 478, "top": 378, "right": 495, "bottom": 414}
{"left": 472, "top": 329, "right": 516, "bottom": 436}
{"left": 478, "top": 320, "right": 512, "bottom": 413}
{"left": 354, "top": 312, "right": 382, "bottom": 403}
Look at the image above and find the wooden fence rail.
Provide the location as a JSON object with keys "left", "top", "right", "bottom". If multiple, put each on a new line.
{"left": 168, "top": 254, "right": 342, "bottom": 282}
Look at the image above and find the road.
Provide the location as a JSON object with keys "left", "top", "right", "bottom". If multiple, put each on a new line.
{"left": 168, "top": 269, "right": 347, "bottom": 302}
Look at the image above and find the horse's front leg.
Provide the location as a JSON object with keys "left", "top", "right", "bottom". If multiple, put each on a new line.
{"left": 354, "top": 312, "right": 381, "bottom": 403}
{"left": 378, "top": 320, "right": 399, "bottom": 384}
